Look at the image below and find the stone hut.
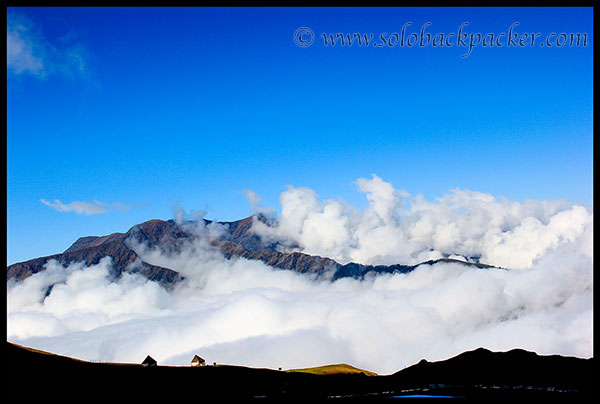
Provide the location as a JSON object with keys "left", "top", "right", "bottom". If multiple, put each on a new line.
{"left": 191, "top": 355, "right": 206, "bottom": 367}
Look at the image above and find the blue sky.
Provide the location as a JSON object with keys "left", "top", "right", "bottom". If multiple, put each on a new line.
{"left": 7, "top": 7, "right": 593, "bottom": 265}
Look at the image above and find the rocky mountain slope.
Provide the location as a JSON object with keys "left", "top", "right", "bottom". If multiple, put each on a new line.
{"left": 7, "top": 215, "right": 497, "bottom": 288}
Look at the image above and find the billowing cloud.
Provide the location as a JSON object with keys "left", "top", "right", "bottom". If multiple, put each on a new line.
{"left": 8, "top": 178, "right": 593, "bottom": 374}
{"left": 250, "top": 174, "right": 593, "bottom": 269}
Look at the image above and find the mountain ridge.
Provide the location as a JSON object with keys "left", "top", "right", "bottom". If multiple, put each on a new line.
{"left": 7, "top": 215, "right": 499, "bottom": 287}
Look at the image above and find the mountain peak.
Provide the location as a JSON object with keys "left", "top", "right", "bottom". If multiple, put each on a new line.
{"left": 64, "top": 232, "right": 124, "bottom": 254}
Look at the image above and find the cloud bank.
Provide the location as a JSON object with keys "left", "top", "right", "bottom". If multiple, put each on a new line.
{"left": 8, "top": 177, "right": 593, "bottom": 375}
{"left": 251, "top": 174, "right": 592, "bottom": 270}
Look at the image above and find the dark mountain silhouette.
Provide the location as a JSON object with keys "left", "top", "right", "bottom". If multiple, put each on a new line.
{"left": 7, "top": 215, "right": 498, "bottom": 288}
{"left": 6, "top": 342, "right": 592, "bottom": 398}
{"left": 389, "top": 347, "right": 593, "bottom": 397}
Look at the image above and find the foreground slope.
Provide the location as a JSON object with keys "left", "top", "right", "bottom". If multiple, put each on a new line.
{"left": 6, "top": 342, "right": 592, "bottom": 398}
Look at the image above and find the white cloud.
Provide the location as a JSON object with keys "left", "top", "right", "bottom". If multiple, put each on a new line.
{"left": 7, "top": 201, "right": 593, "bottom": 373}
{"left": 238, "top": 189, "right": 276, "bottom": 218}
{"left": 250, "top": 175, "right": 593, "bottom": 269}
{"left": 7, "top": 11, "right": 92, "bottom": 80}
{"left": 8, "top": 177, "right": 594, "bottom": 374}
{"left": 6, "top": 12, "right": 46, "bottom": 77}
{"left": 111, "top": 202, "right": 131, "bottom": 212}
{"left": 40, "top": 199, "right": 110, "bottom": 215}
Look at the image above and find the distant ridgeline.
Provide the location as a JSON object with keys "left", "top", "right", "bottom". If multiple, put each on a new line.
{"left": 7, "top": 215, "right": 498, "bottom": 288}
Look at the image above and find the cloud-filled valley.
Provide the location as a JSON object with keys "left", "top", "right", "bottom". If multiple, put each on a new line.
{"left": 7, "top": 175, "right": 593, "bottom": 375}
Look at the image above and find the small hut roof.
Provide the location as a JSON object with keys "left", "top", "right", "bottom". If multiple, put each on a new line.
{"left": 142, "top": 355, "right": 157, "bottom": 366}
{"left": 191, "top": 355, "right": 205, "bottom": 363}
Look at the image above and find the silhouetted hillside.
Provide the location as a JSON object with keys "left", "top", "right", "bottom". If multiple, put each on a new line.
{"left": 6, "top": 342, "right": 592, "bottom": 398}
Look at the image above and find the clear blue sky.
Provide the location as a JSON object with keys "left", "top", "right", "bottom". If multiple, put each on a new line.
{"left": 7, "top": 7, "right": 593, "bottom": 265}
